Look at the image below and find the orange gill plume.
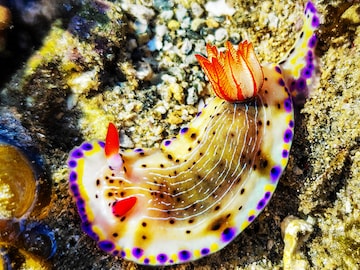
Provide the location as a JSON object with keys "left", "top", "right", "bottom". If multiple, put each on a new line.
{"left": 195, "top": 40, "right": 264, "bottom": 102}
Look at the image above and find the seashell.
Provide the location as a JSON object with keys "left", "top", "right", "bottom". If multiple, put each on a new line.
{"left": 0, "top": 144, "right": 37, "bottom": 220}
{"left": 0, "top": 109, "right": 51, "bottom": 220}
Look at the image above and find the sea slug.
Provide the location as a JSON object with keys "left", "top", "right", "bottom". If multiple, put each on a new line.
{"left": 68, "top": 1, "right": 319, "bottom": 265}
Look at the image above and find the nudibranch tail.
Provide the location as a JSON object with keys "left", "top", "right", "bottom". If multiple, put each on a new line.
{"left": 195, "top": 40, "right": 263, "bottom": 102}
{"left": 68, "top": 1, "right": 319, "bottom": 266}
{"left": 278, "top": 1, "right": 320, "bottom": 103}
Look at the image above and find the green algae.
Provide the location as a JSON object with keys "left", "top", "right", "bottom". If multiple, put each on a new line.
{"left": 0, "top": 0, "right": 359, "bottom": 269}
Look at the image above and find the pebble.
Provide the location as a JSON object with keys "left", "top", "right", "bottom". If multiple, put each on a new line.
{"left": 155, "top": 24, "right": 168, "bottom": 38}
{"left": 159, "top": 10, "right": 174, "bottom": 21}
{"left": 215, "top": 27, "right": 228, "bottom": 42}
{"left": 206, "top": 18, "right": 219, "bottom": 28}
{"left": 181, "top": 38, "right": 193, "bottom": 55}
{"left": 204, "top": 0, "right": 236, "bottom": 17}
{"left": 168, "top": 19, "right": 180, "bottom": 31}
{"left": 229, "top": 32, "right": 241, "bottom": 44}
{"left": 205, "top": 34, "right": 215, "bottom": 44}
{"left": 191, "top": 18, "right": 205, "bottom": 32}
{"left": 133, "top": 20, "right": 148, "bottom": 34}
{"left": 154, "top": 105, "right": 167, "bottom": 115}
{"left": 180, "top": 17, "right": 191, "bottom": 29}
{"left": 186, "top": 87, "right": 198, "bottom": 105}
{"left": 126, "top": 4, "right": 155, "bottom": 23}
{"left": 136, "top": 62, "right": 153, "bottom": 81}
{"left": 267, "top": 12, "right": 280, "bottom": 30}
{"left": 191, "top": 2, "right": 204, "bottom": 18}
{"left": 148, "top": 37, "right": 162, "bottom": 51}
{"left": 175, "top": 5, "right": 187, "bottom": 21}
{"left": 154, "top": 0, "right": 174, "bottom": 11}
{"left": 120, "top": 130, "right": 134, "bottom": 148}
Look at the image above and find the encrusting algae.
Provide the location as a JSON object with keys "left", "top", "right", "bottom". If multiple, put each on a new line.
{"left": 0, "top": 0, "right": 359, "bottom": 269}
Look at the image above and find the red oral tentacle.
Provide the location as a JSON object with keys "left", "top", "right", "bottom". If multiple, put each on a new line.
{"left": 112, "top": 197, "right": 137, "bottom": 217}
{"left": 105, "top": 123, "right": 119, "bottom": 158}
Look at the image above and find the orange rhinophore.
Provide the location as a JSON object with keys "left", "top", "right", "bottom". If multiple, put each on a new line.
{"left": 195, "top": 41, "right": 264, "bottom": 102}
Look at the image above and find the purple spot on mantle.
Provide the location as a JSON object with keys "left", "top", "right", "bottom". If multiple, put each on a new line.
{"left": 132, "top": 247, "right": 144, "bottom": 259}
{"left": 275, "top": 66, "right": 282, "bottom": 74}
{"left": 70, "top": 183, "right": 79, "bottom": 196}
{"left": 99, "top": 141, "right": 105, "bottom": 148}
{"left": 157, "top": 253, "right": 168, "bottom": 263}
{"left": 282, "top": 149, "right": 289, "bottom": 158}
{"left": 98, "top": 240, "right": 115, "bottom": 252}
{"left": 305, "top": 1, "right": 316, "bottom": 14}
{"left": 257, "top": 199, "right": 266, "bottom": 210}
{"left": 76, "top": 198, "right": 84, "bottom": 209}
{"left": 221, "top": 227, "right": 236, "bottom": 242}
{"left": 312, "top": 16, "right": 320, "bottom": 28}
{"left": 278, "top": 78, "right": 285, "bottom": 86}
{"left": 301, "top": 68, "right": 312, "bottom": 79}
{"left": 179, "top": 250, "right": 191, "bottom": 261}
{"left": 196, "top": 111, "right": 202, "bottom": 117}
{"left": 248, "top": 215, "right": 255, "bottom": 222}
{"left": 82, "top": 143, "right": 93, "bottom": 151}
{"left": 270, "top": 166, "right": 282, "bottom": 182}
{"left": 180, "top": 127, "right": 189, "bottom": 134}
{"left": 134, "top": 148, "right": 143, "bottom": 152}
{"left": 284, "top": 98, "right": 292, "bottom": 112}
{"left": 81, "top": 220, "right": 98, "bottom": 241}
{"left": 289, "top": 120, "right": 294, "bottom": 128}
{"left": 201, "top": 248, "right": 210, "bottom": 255}
{"left": 164, "top": 140, "right": 172, "bottom": 147}
{"left": 284, "top": 129, "right": 293, "bottom": 143}
{"left": 308, "top": 34, "right": 317, "bottom": 48}
{"left": 120, "top": 250, "right": 126, "bottom": 257}
{"left": 71, "top": 149, "right": 83, "bottom": 159}
{"left": 296, "top": 78, "right": 306, "bottom": 91}
{"left": 68, "top": 160, "right": 77, "bottom": 168}
{"left": 264, "top": 191, "right": 271, "bottom": 199}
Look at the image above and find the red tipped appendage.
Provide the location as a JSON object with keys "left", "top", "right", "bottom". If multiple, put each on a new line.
{"left": 105, "top": 123, "right": 122, "bottom": 171}
{"left": 112, "top": 197, "right": 137, "bottom": 217}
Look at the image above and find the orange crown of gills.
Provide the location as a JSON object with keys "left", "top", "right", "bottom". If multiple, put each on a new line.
{"left": 196, "top": 41, "right": 264, "bottom": 102}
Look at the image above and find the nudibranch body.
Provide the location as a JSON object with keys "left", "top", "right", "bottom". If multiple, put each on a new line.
{"left": 68, "top": 2, "right": 319, "bottom": 266}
